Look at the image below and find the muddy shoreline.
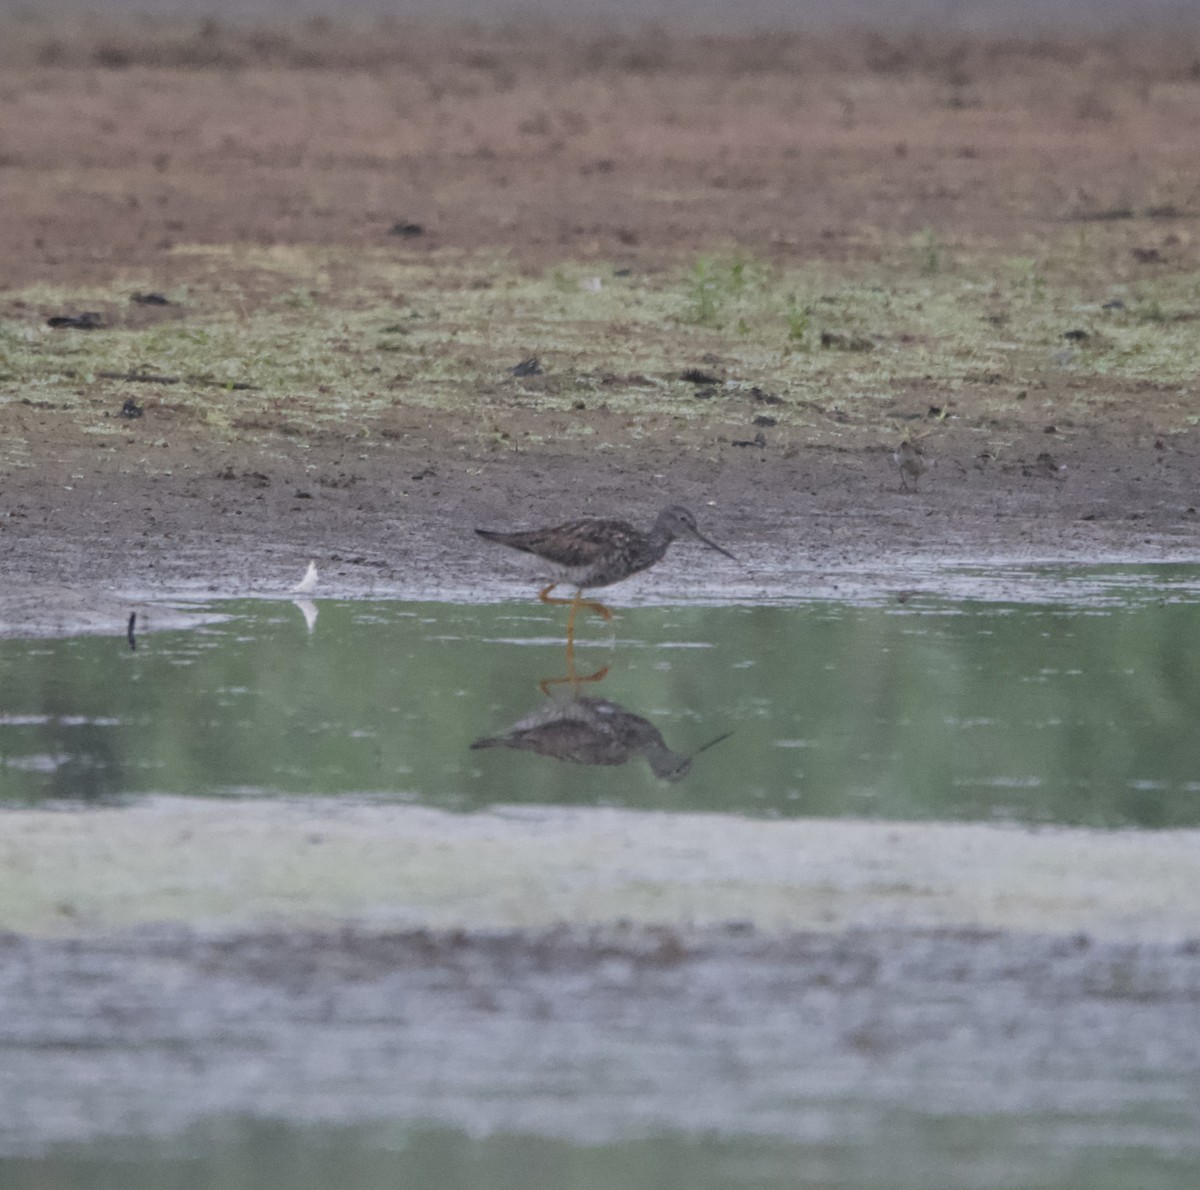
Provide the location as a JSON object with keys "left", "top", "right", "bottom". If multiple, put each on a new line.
{"left": 6, "top": 798, "right": 1199, "bottom": 938}
{"left": 2, "top": 19, "right": 1200, "bottom": 624}
{"left": 1, "top": 798, "right": 1196, "bottom": 1161}
{"left": 3, "top": 433, "right": 1199, "bottom": 639}
{"left": 3, "top": 918, "right": 1200, "bottom": 1161}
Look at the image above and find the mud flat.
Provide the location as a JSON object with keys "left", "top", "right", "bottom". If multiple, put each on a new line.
{"left": 3, "top": 797, "right": 1199, "bottom": 938}
{"left": 1, "top": 799, "right": 1198, "bottom": 1163}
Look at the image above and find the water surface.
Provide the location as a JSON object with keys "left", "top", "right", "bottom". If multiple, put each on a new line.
{"left": 3, "top": 567, "right": 1200, "bottom": 827}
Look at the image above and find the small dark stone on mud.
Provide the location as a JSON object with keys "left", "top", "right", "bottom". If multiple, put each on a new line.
{"left": 118, "top": 397, "right": 143, "bottom": 419}
{"left": 1044, "top": 424, "right": 1057, "bottom": 433}
{"left": 295, "top": 490, "right": 313, "bottom": 499}
{"left": 1028, "top": 452, "right": 1064, "bottom": 479}
{"left": 1062, "top": 328, "right": 1090, "bottom": 342}
{"left": 732, "top": 431, "right": 767, "bottom": 448}
{"left": 1131, "top": 246, "right": 1164, "bottom": 264}
{"left": 510, "top": 356, "right": 543, "bottom": 377}
{"left": 131, "top": 291, "right": 170, "bottom": 305}
{"left": 411, "top": 467, "right": 436, "bottom": 481}
{"left": 390, "top": 221, "right": 425, "bottom": 237}
{"left": 681, "top": 368, "right": 720, "bottom": 384}
{"left": 752, "top": 415, "right": 777, "bottom": 427}
{"left": 749, "top": 386, "right": 784, "bottom": 405}
{"left": 819, "top": 330, "right": 874, "bottom": 351}
{"left": 46, "top": 311, "right": 102, "bottom": 330}
{"left": 1102, "top": 299, "right": 1126, "bottom": 311}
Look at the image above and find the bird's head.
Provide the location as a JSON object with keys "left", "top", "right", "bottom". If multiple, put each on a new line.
{"left": 656, "top": 505, "right": 736, "bottom": 560}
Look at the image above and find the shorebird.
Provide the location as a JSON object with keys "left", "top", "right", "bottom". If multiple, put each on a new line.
{"left": 895, "top": 439, "right": 928, "bottom": 492}
{"left": 475, "top": 504, "right": 735, "bottom": 636}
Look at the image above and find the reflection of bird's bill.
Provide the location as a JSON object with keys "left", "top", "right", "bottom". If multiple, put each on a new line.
{"left": 691, "top": 729, "right": 734, "bottom": 758}
{"left": 691, "top": 528, "right": 737, "bottom": 561}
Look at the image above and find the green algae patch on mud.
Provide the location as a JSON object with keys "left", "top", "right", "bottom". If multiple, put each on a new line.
{"left": 2, "top": 798, "right": 1197, "bottom": 940}
{"left": 2, "top": 233, "right": 1198, "bottom": 475}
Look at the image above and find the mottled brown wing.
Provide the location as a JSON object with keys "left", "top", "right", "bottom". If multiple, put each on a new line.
{"left": 476, "top": 518, "right": 638, "bottom": 569}
{"left": 471, "top": 720, "right": 626, "bottom": 766}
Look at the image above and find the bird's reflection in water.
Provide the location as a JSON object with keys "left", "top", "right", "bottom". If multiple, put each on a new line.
{"left": 472, "top": 658, "right": 729, "bottom": 784}
{"left": 473, "top": 693, "right": 694, "bottom": 781}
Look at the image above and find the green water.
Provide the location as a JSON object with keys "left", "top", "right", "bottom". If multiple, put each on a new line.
{"left": 6, "top": 1116, "right": 1198, "bottom": 1190}
{"left": 3, "top": 575, "right": 1200, "bottom": 826}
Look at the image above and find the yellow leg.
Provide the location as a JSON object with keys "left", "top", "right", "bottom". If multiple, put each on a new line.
{"left": 538, "top": 582, "right": 575, "bottom": 607}
{"left": 580, "top": 595, "right": 614, "bottom": 621}
{"left": 540, "top": 583, "right": 613, "bottom": 622}
{"left": 565, "top": 591, "right": 614, "bottom": 658}
{"left": 566, "top": 594, "right": 580, "bottom": 652}
{"left": 539, "top": 664, "right": 610, "bottom": 697}
{"left": 538, "top": 588, "right": 614, "bottom": 696}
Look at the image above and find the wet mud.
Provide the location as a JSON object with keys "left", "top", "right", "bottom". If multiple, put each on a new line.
{"left": 2, "top": 921, "right": 1199, "bottom": 1158}
{"left": 0, "top": 797, "right": 1197, "bottom": 1159}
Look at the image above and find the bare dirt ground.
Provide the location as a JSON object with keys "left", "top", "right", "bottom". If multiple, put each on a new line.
{"left": 1, "top": 18, "right": 1200, "bottom": 620}
{"left": 5, "top": 919, "right": 1200, "bottom": 1167}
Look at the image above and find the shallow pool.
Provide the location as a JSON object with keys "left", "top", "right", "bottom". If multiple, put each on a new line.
{"left": 3, "top": 567, "right": 1200, "bottom": 827}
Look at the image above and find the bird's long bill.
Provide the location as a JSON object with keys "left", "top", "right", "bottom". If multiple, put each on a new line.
{"left": 691, "top": 730, "right": 734, "bottom": 758}
{"left": 689, "top": 527, "right": 737, "bottom": 560}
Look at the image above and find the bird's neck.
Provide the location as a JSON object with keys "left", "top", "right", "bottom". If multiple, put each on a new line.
{"left": 648, "top": 518, "right": 676, "bottom": 548}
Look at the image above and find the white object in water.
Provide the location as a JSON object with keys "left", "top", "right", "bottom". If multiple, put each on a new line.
{"left": 292, "top": 598, "right": 319, "bottom": 634}
{"left": 291, "top": 560, "right": 319, "bottom": 594}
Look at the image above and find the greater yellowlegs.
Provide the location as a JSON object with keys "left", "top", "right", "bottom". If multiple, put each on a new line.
{"left": 475, "top": 504, "right": 735, "bottom": 625}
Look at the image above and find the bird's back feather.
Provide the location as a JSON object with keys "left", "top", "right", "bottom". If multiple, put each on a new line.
{"left": 475, "top": 519, "right": 641, "bottom": 571}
